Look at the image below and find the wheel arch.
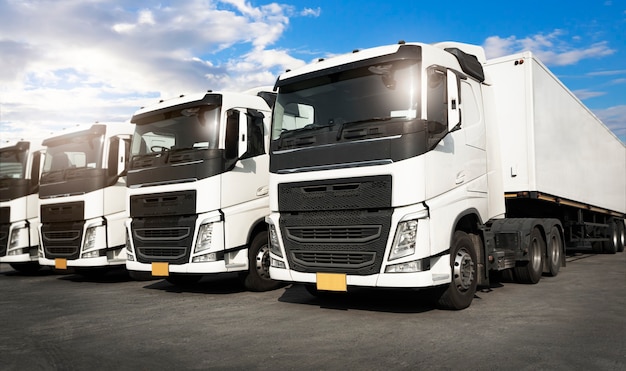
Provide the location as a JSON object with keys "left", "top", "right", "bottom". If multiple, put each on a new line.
{"left": 246, "top": 217, "right": 268, "bottom": 246}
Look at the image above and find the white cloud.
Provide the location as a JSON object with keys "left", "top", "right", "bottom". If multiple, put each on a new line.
{"left": 0, "top": 0, "right": 308, "bottom": 142}
{"left": 573, "top": 89, "right": 606, "bottom": 100}
{"left": 593, "top": 105, "right": 626, "bottom": 144}
{"left": 301, "top": 7, "right": 321, "bottom": 17}
{"left": 483, "top": 30, "right": 615, "bottom": 66}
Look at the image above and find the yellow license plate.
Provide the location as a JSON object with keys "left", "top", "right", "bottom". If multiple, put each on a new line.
{"left": 152, "top": 262, "right": 169, "bottom": 277}
{"left": 55, "top": 258, "right": 67, "bottom": 270}
{"left": 316, "top": 272, "right": 347, "bottom": 292}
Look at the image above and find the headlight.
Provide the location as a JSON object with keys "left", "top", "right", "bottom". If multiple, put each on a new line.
{"left": 125, "top": 229, "right": 132, "bottom": 253}
{"left": 194, "top": 223, "right": 213, "bottom": 253}
{"left": 81, "top": 226, "right": 101, "bottom": 258}
{"left": 268, "top": 223, "right": 282, "bottom": 258}
{"left": 389, "top": 220, "right": 418, "bottom": 260}
{"left": 9, "top": 226, "right": 28, "bottom": 254}
{"left": 83, "top": 226, "right": 97, "bottom": 251}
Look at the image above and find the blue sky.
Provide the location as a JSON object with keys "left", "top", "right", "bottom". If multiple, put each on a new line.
{"left": 1, "top": 0, "right": 624, "bottom": 144}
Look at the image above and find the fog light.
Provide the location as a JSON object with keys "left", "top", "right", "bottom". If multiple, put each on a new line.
{"left": 127, "top": 253, "right": 135, "bottom": 261}
{"left": 385, "top": 258, "right": 429, "bottom": 273}
{"left": 81, "top": 250, "right": 100, "bottom": 259}
{"left": 192, "top": 252, "right": 217, "bottom": 263}
{"left": 271, "top": 258, "right": 285, "bottom": 269}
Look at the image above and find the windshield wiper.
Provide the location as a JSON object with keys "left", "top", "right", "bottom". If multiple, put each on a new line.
{"left": 336, "top": 116, "right": 395, "bottom": 140}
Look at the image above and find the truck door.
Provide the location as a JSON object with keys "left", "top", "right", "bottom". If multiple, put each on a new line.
{"left": 221, "top": 108, "right": 269, "bottom": 248}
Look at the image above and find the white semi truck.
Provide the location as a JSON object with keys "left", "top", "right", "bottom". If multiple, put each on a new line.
{"left": 266, "top": 41, "right": 626, "bottom": 309}
{"left": 38, "top": 123, "right": 134, "bottom": 274}
{"left": 124, "top": 88, "right": 280, "bottom": 291}
{"left": 0, "top": 140, "right": 43, "bottom": 273}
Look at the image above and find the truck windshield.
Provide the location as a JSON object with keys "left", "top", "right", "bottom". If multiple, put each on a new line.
{"left": 131, "top": 105, "right": 220, "bottom": 158}
{"left": 42, "top": 134, "right": 104, "bottom": 174}
{"left": 0, "top": 147, "right": 27, "bottom": 179}
{"left": 272, "top": 59, "right": 421, "bottom": 148}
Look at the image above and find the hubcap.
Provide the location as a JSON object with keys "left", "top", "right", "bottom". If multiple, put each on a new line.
{"left": 255, "top": 244, "right": 271, "bottom": 280}
{"left": 530, "top": 239, "right": 542, "bottom": 271}
{"left": 550, "top": 236, "right": 560, "bottom": 265}
{"left": 453, "top": 248, "right": 475, "bottom": 292}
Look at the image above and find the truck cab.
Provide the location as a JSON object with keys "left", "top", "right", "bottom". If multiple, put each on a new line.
{"left": 0, "top": 141, "right": 43, "bottom": 272}
{"left": 38, "top": 123, "right": 133, "bottom": 273}
{"left": 124, "top": 88, "right": 280, "bottom": 291}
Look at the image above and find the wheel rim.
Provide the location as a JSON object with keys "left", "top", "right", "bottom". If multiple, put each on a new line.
{"left": 611, "top": 224, "right": 619, "bottom": 248}
{"left": 453, "top": 247, "right": 475, "bottom": 292}
{"left": 255, "top": 244, "right": 271, "bottom": 281}
{"left": 549, "top": 235, "right": 560, "bottom": 266}
{"left": 530, "top": 238, "right": 542, "bottom": 272}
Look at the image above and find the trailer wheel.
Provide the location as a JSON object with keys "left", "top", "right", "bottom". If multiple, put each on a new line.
{"left": 437, "top": 231, "right": 477, "bottom": 310}
{"left": 603, "top": 220, "right": 619, "bottom": 254}
{"left": 546, "top": 226, "right": 562, "bottom": 277}
{"left": 515, "top": 228, "right": 544, "bottom": 284}
{"left": 241, "top": 232, "right": 282, "bottom": 292}
{"left": 617, "top": 221, "right": 625, "bottom": 253}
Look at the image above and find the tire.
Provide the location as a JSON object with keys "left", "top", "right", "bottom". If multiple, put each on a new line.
{"left": 603, "top": 220, "right": 619, "bottom": 254}
{"left": 546, "top": 226, "right": 562, "bottom": 277}
{"left": 166, "top": 274, "right": 201, "bottom": 286}
{"left": 515, "top": 228, "right": 544, "bottom": 284}
{"left": 437, "top": 231, "right": 478, "bottom": 310}
{"left": 9, "top": 262, "right": 41, "bottom": 274}
{"left": 241, "top": 232, "right": 282, "bottom": 292}
{"left": 617, "top": 221, "right": 625, "bottom": 253}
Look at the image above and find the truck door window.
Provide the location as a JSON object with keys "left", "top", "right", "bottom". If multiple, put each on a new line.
{"left": 225, "top": 109, "right": 239, "bottom": 161}
{"left": 427, "top": 67, "right": 447, "bottom": 126}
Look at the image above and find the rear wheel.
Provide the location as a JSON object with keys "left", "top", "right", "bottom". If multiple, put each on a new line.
{"left": 546, "top": 226, "right": 562, "bottom": 277}
{"left": 617, "top": 220, "right": 625, "bottom": 253}
{"left": 515, "top": 228, "right": 544, "bottom": 284}
{"left": 603, "top": 220, "right": 620, "bottom": 254}
{"left": 241, "top": 232, "right": 282, "bottom": 292}
{"left": 437, "top": 231, "right": 478, "bottom": 310}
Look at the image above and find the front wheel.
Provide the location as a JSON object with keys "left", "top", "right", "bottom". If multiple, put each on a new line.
{"left": 240, "top": 232, "right": 282, "bottom": 292}
{"left": 437, "top": 231, "right": 478, "bottom": 310}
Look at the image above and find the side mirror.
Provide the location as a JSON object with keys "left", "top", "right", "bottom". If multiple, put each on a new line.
{"left": 117, "top": 137, "right": 127, "bottom": 176}
{"left": 238, "top": 111, "right": 248, "bottom": 159}
{"left": 447, "top": 69, "right": 460, "bottom": 131}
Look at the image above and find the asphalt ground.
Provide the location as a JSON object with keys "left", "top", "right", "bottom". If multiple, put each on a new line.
{"left": 1, "top": 250, "right": 625, "bottom": 370}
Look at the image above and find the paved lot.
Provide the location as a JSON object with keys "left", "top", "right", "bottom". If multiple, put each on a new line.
{"left": 1, "top": 251, "right": 625, "bottom": 370}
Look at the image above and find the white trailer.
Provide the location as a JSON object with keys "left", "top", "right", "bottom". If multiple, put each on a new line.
{"left": 266, "top": 41, "right": 626, "bottom": 309}
{"left": 38, "top": 123, "right": 134, "bottom": 275}
{"left": 124, "top": 88, "right": 281, "bottom": 291}
{"left": 0, "top": 141, "right": 43, "bottom": 272}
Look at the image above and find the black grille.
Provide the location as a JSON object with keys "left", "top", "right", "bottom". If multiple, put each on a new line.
{"left": 286, "top": 226, "right": 380, "bottom": 243}
{"left": 41, "top": 221, "right": 84, "bottom": 260}
{"left": 132, "top": 214, "right": 197, "bottom": 264}
{"left": 137, "top": 247, "right": 187, "bottom": 259}
{"left": 280, "top": 208, "right": 392, "bottom": 275}
{"left": 278, "top": 175, "right": 392, "bottom": 212}
{"left": 134, "top": 227, "right": 190, "bottom": 240}
{"left": 292, "top": 251, "right": 376, "bottom": 269}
